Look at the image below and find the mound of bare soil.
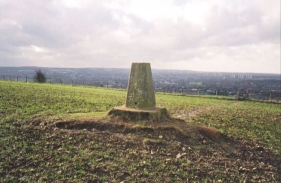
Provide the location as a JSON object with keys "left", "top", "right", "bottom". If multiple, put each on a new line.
{"left": 10, "top": 116, "right": 281, "bottom": 182}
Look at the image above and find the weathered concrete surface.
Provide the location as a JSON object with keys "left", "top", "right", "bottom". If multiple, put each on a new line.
{"left": 125, "top": 63, "right": 156, "bottom": 110}
{"left": 108, "top": 105, "right": 168, "bottom": 121}
{"left": 108, "top": 62, "right": 168, "bottom": 121}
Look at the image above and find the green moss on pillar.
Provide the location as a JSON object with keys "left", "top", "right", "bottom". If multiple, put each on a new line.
{"left": 125, "top": 63, "right": 156, "bottom": 110}
{"left": 108, "top": 62, "right": 168, "bottom": 121}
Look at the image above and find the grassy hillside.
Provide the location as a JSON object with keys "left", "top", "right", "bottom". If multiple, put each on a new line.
{"left": 1, "top": 81, "right": 280, "bottom": 182}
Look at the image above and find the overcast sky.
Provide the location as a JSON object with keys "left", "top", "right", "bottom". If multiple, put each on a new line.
{"left": 0, "top": 0, "right": 280, "bottom": 73}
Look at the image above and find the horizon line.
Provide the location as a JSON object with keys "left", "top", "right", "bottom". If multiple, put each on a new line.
{"left": 0, "top": 66, "right": 280, "bottom": 75}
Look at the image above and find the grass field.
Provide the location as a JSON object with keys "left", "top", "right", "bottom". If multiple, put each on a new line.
{"left": 1, "top": 81, "right": 281, "bottom": 182}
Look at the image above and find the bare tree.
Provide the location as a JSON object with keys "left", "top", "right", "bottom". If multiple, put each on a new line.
{"left": 34, "top": 69, "right": 46, "bottom": 83}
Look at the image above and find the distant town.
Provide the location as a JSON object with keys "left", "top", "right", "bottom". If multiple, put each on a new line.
{"left": 0, "top": 67, "right": 280, "bottom": 101}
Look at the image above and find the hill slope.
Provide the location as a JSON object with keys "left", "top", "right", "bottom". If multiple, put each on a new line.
{"left": 1, "top": 81, "right": 280, "bottom": 182}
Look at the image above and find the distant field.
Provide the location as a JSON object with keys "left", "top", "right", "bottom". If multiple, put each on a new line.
{"left": 188, "top": 82, "right": 202, "bottom": 85}
{"left": 1, "top": 81, "right": 280, "bottom": 182}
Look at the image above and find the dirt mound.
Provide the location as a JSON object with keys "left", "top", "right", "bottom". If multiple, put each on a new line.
{"left": 17, "top": 116, "right": 281, "bottom": 182}
{"left": 53, "top": 116, "right": 227, "bottom": 145}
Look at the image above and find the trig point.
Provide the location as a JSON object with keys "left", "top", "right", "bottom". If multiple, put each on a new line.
{"left": 108, "top": 63, "right": 168, "bottom": 120}
{"left": 126, "top": 63, "right": 156, "bottom": 109}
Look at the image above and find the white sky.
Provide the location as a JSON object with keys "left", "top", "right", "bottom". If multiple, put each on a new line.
{"left": 0, "top": 0, "right": 280, "bottom": 73}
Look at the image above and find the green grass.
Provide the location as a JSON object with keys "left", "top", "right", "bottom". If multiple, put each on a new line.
{"left": 1, "top": 81, "right": 281, "bottom": 182}
{"left": 189, "top": 82, "right": 202, "bottom": 85}
{"left": 189, "top": 101, "right": 281, "bottom": 150}
{"left": 0, "top": 81, "right": 125, "bottom": 119}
